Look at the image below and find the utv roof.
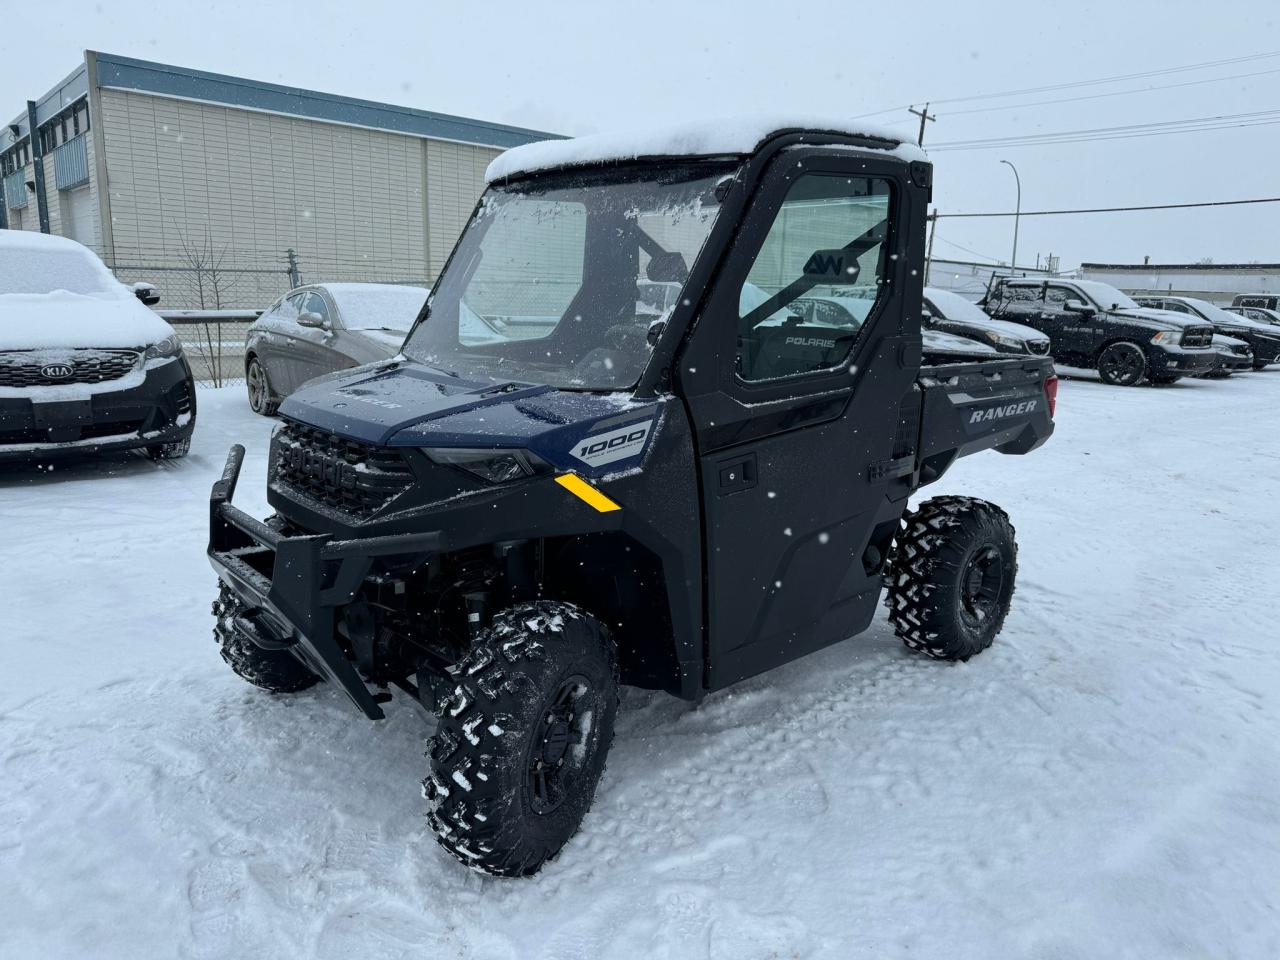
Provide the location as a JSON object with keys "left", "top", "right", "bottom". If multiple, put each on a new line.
{"left": 485, "top": 116, "right": 927, "bottom": 183}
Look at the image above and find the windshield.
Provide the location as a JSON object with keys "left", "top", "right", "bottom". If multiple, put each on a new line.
{"left": 403, "top": 162, "right": 733, "bottom": 390}
{"left": 0, "top": 248, "right": 120, "bottom": 297}
{"left": 1073, "top": 279, "right": 1139, "bottom": 311}
{"left": 326, "top": 283, "right": 429, "bottom": 332}
{"left": 1184, "top": 297, "right": 1265, "bottom": 328}
{"left": 924, "top": 287, "right": 991, "bottom": 325}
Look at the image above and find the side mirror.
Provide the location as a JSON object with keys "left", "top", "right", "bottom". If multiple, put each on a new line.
{"left": 921, "top": 307, "right": 934, "bottom": 324}
{"left": 1063, "top": 298, "right": 1094, "bottom": 315}
{"left": 132, "top": 282, "right": 160, "bottom": 306}
{"left": 646, "top": 318, "right": 666, "bottom": 348}
{"left": 298, "top": 310, "right": 329, "bottom": 329}
{"left": 803, "top": 249, "right": 860, "bottom": 285}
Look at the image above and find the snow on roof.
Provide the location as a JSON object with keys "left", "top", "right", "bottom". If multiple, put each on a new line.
{"left": 485, "top": 116, "right": 926, "bottom": 183}
{"left": 0, "top": 230, "right": 96, "bottom": 254}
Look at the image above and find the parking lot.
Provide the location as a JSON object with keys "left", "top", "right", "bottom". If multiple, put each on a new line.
{"left": 3, "top": 372, "right": 1278, "bottom": 959}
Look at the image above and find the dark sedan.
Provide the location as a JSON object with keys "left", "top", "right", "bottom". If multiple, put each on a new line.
{"left": 244, "top": 282, "right": 428, "bottom": 415}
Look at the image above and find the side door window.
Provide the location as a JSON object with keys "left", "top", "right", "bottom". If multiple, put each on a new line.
{"left": 299, "top": 291, "right": 333, "bottom": 328}
{"left": 1044, "top": 285, "right": 1076, "bottom": 313}
{"left": 735, "top": 174, "right": 892, "bottom": 382}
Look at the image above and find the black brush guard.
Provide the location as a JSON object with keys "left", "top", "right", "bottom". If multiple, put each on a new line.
{"left": 208, "top": 444, "right": 443, "bottom": 719}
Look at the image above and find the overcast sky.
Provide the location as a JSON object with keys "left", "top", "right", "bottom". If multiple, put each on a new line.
{"left": 5, "top": 0, "right": 1278, "bottom": 269}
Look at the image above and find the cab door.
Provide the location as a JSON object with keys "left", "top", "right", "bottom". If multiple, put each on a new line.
{"left": 678, "top": 151, "right": 926, "bottom": 690}
{"left": 1045, "top": 283, "right": 1103, "bottom": 357}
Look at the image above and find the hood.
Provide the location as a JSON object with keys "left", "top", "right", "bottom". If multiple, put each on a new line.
{"left": 1111, "top": 307, "right": 1204, "bottom": 331}
{"left": 0, "top": 292, "right": 175, "bottom": 351}
{"left": 922, "top": 329, "right": 997, "bottom": 356}
{"left": 1213, "top": 334, "right": 1250, "bottom": 349}
{"left": 279, "top": 361, "right": 662, "bottom": 475}
{"left": 938, "top": 314, "right": 1047, "bottom": 344}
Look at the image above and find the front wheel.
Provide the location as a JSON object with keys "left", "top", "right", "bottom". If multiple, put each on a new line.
{"left": 147, "top": 436, "right": 191, "bottom": 460}
{"left": 424, "top": 601, "right": 618, "bottom": 878}
{"left": 885, "top": 496, "right": 1018, "bottom": 661}
{"left": 1097, "top": 341, "right": 1148, "bottom": 386}
{"left": 212, "top": 583, "right": 320, "bottom": 693}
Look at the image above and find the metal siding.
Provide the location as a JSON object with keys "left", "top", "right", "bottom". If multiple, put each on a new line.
{"left": 93, "top": 52, "right": 559, "bottom": 150}
{"left": 99, "top": 88, "right": 429, "bottom": 308}
{"left": 3, "top": 171, "right": 28, "bottom": 208}
{"left": 53, "top": 134, "right": 90, "bottom": 189}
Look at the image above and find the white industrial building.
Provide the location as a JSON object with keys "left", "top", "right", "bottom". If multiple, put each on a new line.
{"left": 1, "top": 52, "right": 557, "bottom": 308}
{"left": 1078, "top": 262, "right": 1280, "bottom": 306}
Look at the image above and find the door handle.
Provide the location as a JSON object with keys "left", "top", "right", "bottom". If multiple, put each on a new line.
{"left": 716, "top": 453, "right": 757, "bottom": 495}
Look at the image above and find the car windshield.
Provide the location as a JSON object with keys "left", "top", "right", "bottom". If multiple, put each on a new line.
{"left": 925, "top": 288, "right": 991, "bottom": 325}
{"left": 1072, "top": 279, "right": 1139, "bottom": 311}
{"left": 1183, "top": 297, "right": 1262, "bottom": 327}
{"left": 403, "top": 162, "right": 734, "bottom": 390}
{"left": 326, "top": 283, "right": 429, "bottom": 332}
{"left": 0, "top": 248, "right": 119, "bottom": 297}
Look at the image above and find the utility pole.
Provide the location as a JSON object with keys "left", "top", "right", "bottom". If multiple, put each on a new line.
{"left": 908, "top": 103, "right": 936, "bottom": 146}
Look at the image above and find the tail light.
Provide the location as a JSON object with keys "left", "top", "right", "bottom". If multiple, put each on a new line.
{"left": 1044, "top": 375, "right": 1059, "bottom": 418}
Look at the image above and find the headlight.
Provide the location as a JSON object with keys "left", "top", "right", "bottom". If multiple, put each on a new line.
{"left": 1151, "top": 331, "right": 1182, "bottom": 345}
{"left": 982, "top": 331, "right": 1025, "bottom": 350}
{"left": 144, "top": 334, "right": 182, "bottom": 360}
{"left": 424, "top": 447, "right": 551, "bottom": 484}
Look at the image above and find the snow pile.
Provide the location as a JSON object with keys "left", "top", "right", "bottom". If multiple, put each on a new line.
{"left": 486, "top": 116, "right": 925, "bottom": 182}
{"left": 0, "top": 232, "right": 175, "bottom": 350}
{"left": 2, "top": 377, "right": 1279, "bottom": 958}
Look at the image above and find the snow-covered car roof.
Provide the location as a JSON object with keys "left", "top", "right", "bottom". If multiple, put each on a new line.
{"left": 1172, "top": 295, "right": 1278, "bottom": 331}
{"left": 923, "top": 287, "right": 1047, "bottom": 343}
{"left": 485, "top": 116, "right": 925, "bottom": 183}
{"left": 316, "top": 282, "right": 429, "bottom": 332}
{"left": 0, "top": 232, "right": 175, "bottom": 351}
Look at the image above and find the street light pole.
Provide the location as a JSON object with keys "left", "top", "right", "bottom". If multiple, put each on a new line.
{"left": 1000, "top": 159, "right": 1021, "bottom": 272}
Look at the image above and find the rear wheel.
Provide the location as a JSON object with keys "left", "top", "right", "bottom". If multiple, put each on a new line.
{"left": 246, "top": 356, "right": 278, "bottom": 416}
{"left": 424, "top": 601, "right": 618, "bottom": 878}
{"left": 885, "top": 496, "right": 1017, "bottom": 661}
{"left": 1097, "top": 341, "right": 1148, "bottom": 386}
{"left": 212, "top": 583, "right": 319, "bottom": 693}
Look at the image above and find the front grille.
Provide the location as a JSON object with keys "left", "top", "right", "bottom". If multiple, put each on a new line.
{"left": 1028, "top": 340, "right": 1051, "bottom": 355}
{"left": 0, "top": 349, "right": 140, "bottom": 387}
{"left": 273, "top": 423, "right": 414, "bottom": 519}
{"left": 1181, "top": 327, "right": 1213, "bottom": 348}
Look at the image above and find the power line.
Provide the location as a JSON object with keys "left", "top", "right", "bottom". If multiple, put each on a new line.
{"left": 928, "top": 108, "right": 1280, "bottom": 151}
{"left": 941, "top": 66, "right": 1280, "bottom": 117}
{"left": 936, "top": 196, "right": 1280, "bottom": 219}
{"left": 935, "top": 236, "right": 1005, "bottom": 262}
{"left": 855, "top": 49, "right": 1280, "bottom": 118}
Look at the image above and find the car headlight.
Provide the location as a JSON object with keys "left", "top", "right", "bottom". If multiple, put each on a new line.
{"left": 424, "top": 447, "right": 552, "bottom": 484}
{"left": 982, "top": 331, "right": 1025, "bottom": 350}
{"left": 1151, "top": 331, "right": 1182, "bottom": 345}
{"left": 144, "top": 334, "right": 182, "bottom": 360}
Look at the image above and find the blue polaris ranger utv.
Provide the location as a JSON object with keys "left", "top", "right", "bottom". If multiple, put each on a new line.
{"left": 209, "top": 121, "right": 1056, "bottom": 877}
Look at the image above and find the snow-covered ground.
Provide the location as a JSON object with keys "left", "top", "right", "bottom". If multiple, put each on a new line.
{"left": 2, "top": 373, "right": 1278, "bottom": 959}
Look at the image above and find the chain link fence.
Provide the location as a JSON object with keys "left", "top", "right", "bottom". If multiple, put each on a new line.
{"left": 111, "top": 246, "right": 432, "bottom": 389}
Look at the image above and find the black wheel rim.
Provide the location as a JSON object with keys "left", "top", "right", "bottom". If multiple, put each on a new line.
{"left": 525, "top": 675, "right": 594, "bottom": 815}
{"left": 247, "top": 361, "right": 266, "bottom": 411}
{"left": 960, "top": 545, "right": 1004, "bottom": 628}
{"left": 1102, "top": 346, "right": 1143, "bottom": 384}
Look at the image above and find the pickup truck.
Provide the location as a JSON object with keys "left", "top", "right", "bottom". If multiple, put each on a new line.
{"left": 981, "top": 276, "right": 1215, "bottom": 385}
{"left": 208, "top": 121, "right": 1056, "bottom": 877}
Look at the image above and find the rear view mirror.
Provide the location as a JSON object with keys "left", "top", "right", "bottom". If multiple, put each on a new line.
{"left": 1064, "top": 298, "right": 1093, "bottom": 315}
{"left": 646, "top": 251, "right": 688, "bottom": 283}
{"left": 803, "top": 249, "right": 860, "bottom": 285}
{"left": 298, "top": 311, "right": 328, "bottom": 329}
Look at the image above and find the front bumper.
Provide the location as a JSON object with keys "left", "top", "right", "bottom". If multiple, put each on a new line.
{"left": 1149, "top": 346, "right": 1216, "bottom": 377}
{"left": 209, "top": 445, "right": 443, "bottom": 720}
{"left": 0, "top": 357, "right": 195, "bottom": 460}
